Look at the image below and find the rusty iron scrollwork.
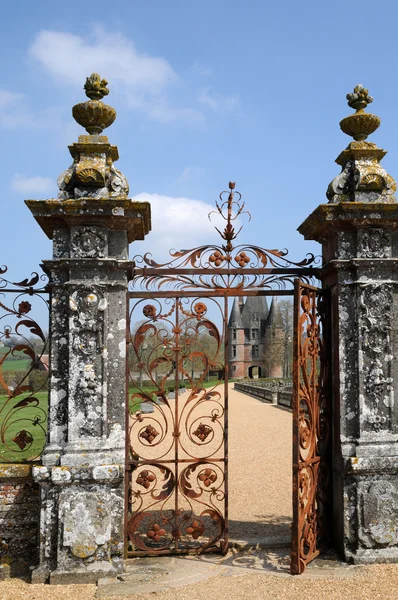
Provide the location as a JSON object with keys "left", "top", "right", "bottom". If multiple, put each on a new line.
{"left": 291, "top": 281, "right": 331, "bottom": 574}
{"left": 126, "top": 296, "right": 227, "bottom": 555}
{"left": 131, "top": 183, "right": 320, "bottom": 293}
{"left": 0, "top": 267, "right": 49, "bottom": 463}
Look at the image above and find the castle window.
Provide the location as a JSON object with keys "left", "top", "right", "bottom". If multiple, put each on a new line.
{"left": 251, "top": 329, "right": 258, "bottom": 340}
{"left": 232, "top": 329, "right": 237, "bottom": 340}
{"left": 232, "top": 365, "right": 236, "bottom": 372}
{"left": 232, "top": 346, "right": 236, "bottom": 358}
{"left": 252, "top": 345, "right": 259, "bottom": 358}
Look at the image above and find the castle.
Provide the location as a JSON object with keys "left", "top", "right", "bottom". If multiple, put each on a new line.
{"left": 228, "top": 296, "right": 284, "bottom": 379}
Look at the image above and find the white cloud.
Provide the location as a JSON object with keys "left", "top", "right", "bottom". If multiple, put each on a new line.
{"left": 29, "top": 28, "right": 177, "bottom": 92}
{"left": 0, "top": 91, "right": 70, "bottom": 131}
{"left": 131, "top": 192, "right": 226, "bottom": 261}
{"left": 198, "top": 88, "right": 240, "bottom": 112}
{"left": 0, "top": 90, "right": 34, "bottom": 128}
{"left": 177, "top": 166, "right": 206, "bottom": 182}
{"left": 189, "top": 62, "right": 213, "bottom": 77}
{"left": 11, "top": 174, "right": 55, "bottom": 196}
{"left": 28, "top": 28, "right": 214, "bottom": 125}
{"left": 0, "top": 90, "right": 23, "bottom": 109}
{"left": 148, "top": 106, "right": 205, "bottom": 125}
{"left": 28, "top": 28, "right": 240, "bottom": 126}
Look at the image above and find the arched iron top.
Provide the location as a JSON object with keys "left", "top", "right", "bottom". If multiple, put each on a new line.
{"left": 131, "top": 183, "right": 321, "bottom": 293}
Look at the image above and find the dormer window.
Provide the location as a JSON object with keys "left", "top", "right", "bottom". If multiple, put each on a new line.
{"left": 251, "top": 329, "right": 258, "bottom": 340}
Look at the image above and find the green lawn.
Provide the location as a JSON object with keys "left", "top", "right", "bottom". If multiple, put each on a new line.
{"left": 1, "top": 358, "right": 31, "bottom": 372}
{"left": 0, "top": 344, "right": 35, "bottom": 374}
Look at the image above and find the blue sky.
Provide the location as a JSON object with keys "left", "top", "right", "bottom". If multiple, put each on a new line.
{"left": 2, "top": 0, "right": 398, "bottom": 279}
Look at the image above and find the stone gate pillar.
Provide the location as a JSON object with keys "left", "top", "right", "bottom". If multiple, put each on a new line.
{"left": 299, "top": 85, "right": 398, "bottom": 563}
{"left": 26, "top": 74, "right": 150, "bottom": 583}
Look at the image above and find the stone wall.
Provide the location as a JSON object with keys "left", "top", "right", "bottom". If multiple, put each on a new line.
{"left": 234, "top": 381, "right": 292, "bottom": 408}
{"left": 0, "top": 465, "right": 40, "bottom": 578}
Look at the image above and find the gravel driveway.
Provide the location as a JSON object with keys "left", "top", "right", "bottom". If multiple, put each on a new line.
{"left": 3, "top": 385, "right": 398, "bottom": 599}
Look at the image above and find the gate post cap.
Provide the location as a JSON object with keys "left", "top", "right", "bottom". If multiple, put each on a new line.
{"left": 326, "top": 85, "right": 396, "bottom": 204}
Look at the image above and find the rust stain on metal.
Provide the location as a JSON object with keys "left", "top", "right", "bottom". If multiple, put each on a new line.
{"left": 291, "top": 280, "right": 331, "bottom": 574}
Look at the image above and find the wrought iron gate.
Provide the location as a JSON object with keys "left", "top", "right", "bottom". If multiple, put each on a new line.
{"left": 125, "top": 183, "right": 331, "bottom": 571}
{"left": 126, "top": 293, "right": 229, "bottom": 555}
{"left": 291, "top": 280, "right": 331, "bottom": 574}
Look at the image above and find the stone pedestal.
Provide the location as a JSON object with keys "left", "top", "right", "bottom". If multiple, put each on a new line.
{"left": 298, "top": 82, "right": 398, "bottom": 563}
{"left": 300, "top": 204, "right": 398, "bottom": 563}
{"left": 27, "top": 200, "right": 149, "bottom": 583}
{"left": 299, "top": 86, "right": 398, "bottom": 564}
{"left": 25, "top": 75, "right": 151, "bottom": 583}
{"left": 300, "top": 203, "right": 398, "bottom": 563}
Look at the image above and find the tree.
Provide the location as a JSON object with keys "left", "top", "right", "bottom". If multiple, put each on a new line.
{"left": 263, "top": 298, "right": 293, "bottom": 379}
{"left": 278, "top": 299, "right": 294, "bottom": 378}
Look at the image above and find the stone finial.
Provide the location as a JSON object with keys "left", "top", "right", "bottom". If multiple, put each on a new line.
{"left": 326, "top": 85, "right": 396, "bottom": 204}
{"left": 72, "top": 73, "right": 116, "bottom": 135}
{"left": 84, "top": 73, "right": 110, "bottom": 100}
{"left": 57, "top": 74, "right": 129, "bottom": 200}
{"left": 340, "top": 84, "right": 380, "bottom": 142}
{"left": 346, "top": 84, "right": 373, "bottom": 112}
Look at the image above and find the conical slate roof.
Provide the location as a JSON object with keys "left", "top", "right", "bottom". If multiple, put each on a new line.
{"left": 241, "top": 295, "right": 269, "bottom": 328}
{"left": 228, "top": 297, "right": 244, "bottom": 328}
{"left": 265, "top": 297, "right": 283, "bottom": 328}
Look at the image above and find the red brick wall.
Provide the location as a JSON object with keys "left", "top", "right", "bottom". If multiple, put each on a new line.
{"left": 0, "top": 465, "right": 40, "bottom": 578}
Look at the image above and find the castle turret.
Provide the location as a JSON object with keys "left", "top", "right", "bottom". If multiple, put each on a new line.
{"left": 228, "top": 296, "right": 269, "bottom": 379}
{"left": 263, "top": 298, "right": 284, "bottom": 378}
{"left": 228, "top": 298, "right": 245, "bottom": 378}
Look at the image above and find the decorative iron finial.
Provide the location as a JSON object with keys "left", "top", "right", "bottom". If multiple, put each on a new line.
{"left": 340, "top": 84, "right": 380, "bottom": 141}
{"left": 72, "top": 72, "right": 116, "bottom": 135}
{"left": 84, "top": 73, "right": 110, "bottom": 100}
{"left": 208, "top": 182, "right": 250, "bottom": 254}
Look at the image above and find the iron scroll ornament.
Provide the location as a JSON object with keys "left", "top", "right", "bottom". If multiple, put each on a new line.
{"left": 126, "top": 296, "right": 227, "bottom": 554}
{"left": 0, "top": 266, "right": 49, "bottom": 463}
{"left": 291, "top": 281, "right": 331, "bottom": 574}
{"left": 131, "top": 183, "right": 321, "bottom": 293}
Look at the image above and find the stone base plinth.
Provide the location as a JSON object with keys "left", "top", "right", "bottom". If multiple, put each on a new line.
{"left": 49, "top": 561, "right": 122, "bottom": 584}
{"left": 32, "top": 463, "right": 124, "bottom": 583}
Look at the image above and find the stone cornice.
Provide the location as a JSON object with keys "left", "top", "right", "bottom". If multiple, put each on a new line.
{"left": 25, "top": 197, "right": 151, "bottom": 243}
{"left": 42, "top": 258, "right": 135, "bottom": 280}
{"left": 298, "top": 202, "right": 398, "bottom": 242}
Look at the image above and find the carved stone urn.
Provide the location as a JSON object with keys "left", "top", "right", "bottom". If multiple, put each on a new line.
{"left": 72, "top": 73, "right": 116, "bottom": 135}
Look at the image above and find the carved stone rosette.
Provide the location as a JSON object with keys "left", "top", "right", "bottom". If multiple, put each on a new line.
{"left": 71, "top": 226, "right": 108, "bottom": 258}
{"left": 359, "top": 228, "right": 391, "bottom": 259}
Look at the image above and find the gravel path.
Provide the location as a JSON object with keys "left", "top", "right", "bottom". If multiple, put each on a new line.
{"left": 5, "top": 385, "right": 398, "bottom": 599}
{"left": 227, "top": 385, "right": 292, "bottom": 542}
{"left": 3, "top": 562, "right": 398, "bottom": 599}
